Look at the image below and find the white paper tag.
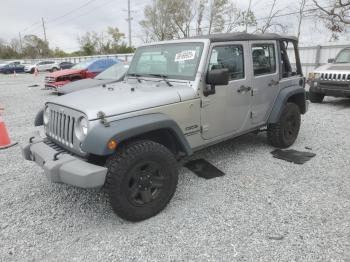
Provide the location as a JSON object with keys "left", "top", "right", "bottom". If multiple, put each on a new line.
{"left": 174, "top": 50, "right": 196, "bottom": 62}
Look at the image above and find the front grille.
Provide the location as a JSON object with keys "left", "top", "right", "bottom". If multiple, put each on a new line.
{"left": 45, "top": 76, "right": 56, "bottom": 83}
{"left": 47, "top": 108, "right": 75, "bottom": 148}
{"left": 44, "top": 140, "right": 75, "bottom": 156}
{"left": 320, "top": 73, "right": 350, "bottom": 81}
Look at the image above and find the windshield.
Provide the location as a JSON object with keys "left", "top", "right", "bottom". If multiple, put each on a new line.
{"left": 128, "top": 42, "right": 204, "bottom": 81}
{"left": 335, "top": 49, "right": 350, "bottom": 63}
{"left": 96, "top": 62, "right": 129, "bottom": 80}
{"left": 72, "top": 60, "right": 95, "bottom": 70}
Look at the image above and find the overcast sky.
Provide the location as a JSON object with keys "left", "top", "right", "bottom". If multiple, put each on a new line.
{"left": 0, "top": 0, "right": 348, "bottom": 51}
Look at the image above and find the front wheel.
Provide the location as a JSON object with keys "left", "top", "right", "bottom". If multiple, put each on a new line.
{"left": 105, "top": 140, "right": 179, "bottom": 221}
{"left": 267, "top": 102, "right": 301, "bottom": 148}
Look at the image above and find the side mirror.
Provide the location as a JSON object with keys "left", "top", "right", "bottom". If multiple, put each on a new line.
{"left": 206, "top": 68, "right": 230, "bottom": 86}
{"left": 328, "top": 58, "right": 335, "bottom": 63}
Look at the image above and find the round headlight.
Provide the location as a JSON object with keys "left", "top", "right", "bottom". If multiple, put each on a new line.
{"left": 75, "top": 117, "right": 89, "bottom": 141}
{"left": 43, "top": 107, "right": 50, "bottom": 125}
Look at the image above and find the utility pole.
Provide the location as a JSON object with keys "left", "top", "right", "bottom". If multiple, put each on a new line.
{"left": 245, "top": 0, "right": 252, "bottom": 33}
{"left": 127, "top": 0, "right": 132, "bottom": 47}
{"left": 18, "top": 32, "right": 23, "bottom": 53}
{"left": 42, "top": 17, "right": 47, "bottom": 43}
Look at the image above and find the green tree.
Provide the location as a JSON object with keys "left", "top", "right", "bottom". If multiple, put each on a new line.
{"left": 22, "top": 35, "right": 50, "bottom": 58}
{"left": 140, "top": 0, "right": 177, "bottom": 41}
{"left": 78, "top": 31, "right": 99, "bottom": 55}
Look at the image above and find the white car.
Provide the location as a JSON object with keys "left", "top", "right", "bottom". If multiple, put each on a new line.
{"left": 24, "top": 61, "right": 60, "bottom": 74}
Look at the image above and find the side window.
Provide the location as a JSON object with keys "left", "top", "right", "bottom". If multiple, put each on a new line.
{"left": 284, "top": 41, "right": 300, "bottom": 77}
{"left": 252, "top": 44, "right": 276, "bottom": 76}
{"left": 209, "top": 45, "right": 244, "bottom": 80}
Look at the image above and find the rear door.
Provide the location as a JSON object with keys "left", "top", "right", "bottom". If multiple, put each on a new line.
{"left": 201, "top": 41, "right": 252, "bottom": 139}
{"left": 249, "top": 41, "right": 280, "bottom": 125}
{"left": 37, "top": 62, "right": 45, "bottom": 71}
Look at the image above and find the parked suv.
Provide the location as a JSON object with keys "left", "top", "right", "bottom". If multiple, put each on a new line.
{"left": 22, "top": 33, "right": 308, "bottom": 221}
{"left": 24, "top": 61, "right": 60, "bottom": 74}
{"left": 308, "top": 47, "right": 350, "bottom": 102}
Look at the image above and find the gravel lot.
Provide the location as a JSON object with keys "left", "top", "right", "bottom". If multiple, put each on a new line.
{"left": 0, "top": 73, "right": 350, "bottom": 262}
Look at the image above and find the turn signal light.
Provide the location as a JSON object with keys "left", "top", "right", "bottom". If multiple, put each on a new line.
{"left": 107, "top": 139, "right": 117, "bottom": 150}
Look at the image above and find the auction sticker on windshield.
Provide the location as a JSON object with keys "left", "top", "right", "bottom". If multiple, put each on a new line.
{"left": 175, "top": 50, "right": 196, "bottom": 62}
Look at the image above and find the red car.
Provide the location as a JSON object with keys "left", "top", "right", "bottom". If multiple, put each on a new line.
{"left": 44, "top": 58, "right": 118, "bottom": 90}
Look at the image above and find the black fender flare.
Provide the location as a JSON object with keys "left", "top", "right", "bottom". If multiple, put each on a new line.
{"left": 34, "top": 108, "right": 44, "bottom": 126}
{"left": 81, "top": 113, "right": 193, "bottom": 156}
{"left": 268, "top": 86, "right": 307, "bottom": 124}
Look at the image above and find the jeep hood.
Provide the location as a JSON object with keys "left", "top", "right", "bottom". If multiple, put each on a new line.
{"left": 315, "top": 63, "right": 350, "bottom": 72}
{"left": 48, "top": 68, "right": 85, "bottom": 78}
{"left": 57, "top": 78, "right": 114, "bottom": 94}
{"left": 49, "top": 81, "right": 197, "bottom": 120}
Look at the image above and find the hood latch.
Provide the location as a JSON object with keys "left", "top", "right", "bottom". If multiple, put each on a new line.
{"left": 97, "top": 111, "right": 110, "bottom": 127}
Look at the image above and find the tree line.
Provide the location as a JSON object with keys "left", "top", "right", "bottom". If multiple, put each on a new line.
{"left": 139, "top": 0, "right": 350, "bottom": 42}
{"left": 0, "top": 0, "right": 349, "bottom": 59}
{"left": 0, "top": 26, "right": 134, "bottom": 59}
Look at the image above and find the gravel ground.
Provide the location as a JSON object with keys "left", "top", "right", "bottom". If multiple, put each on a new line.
{"left": 0, "top": 73, "right": 350, "bottom": 262}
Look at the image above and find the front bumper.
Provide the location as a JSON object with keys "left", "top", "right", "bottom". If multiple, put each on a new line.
{"left": 45, "top": 81, "right": 70, "bottom": 91}
{"left": 21, "top": 134, "right": 107, "bottom": 188}
{"left": 310, "top": 80, "right": 350, "bottom": 96}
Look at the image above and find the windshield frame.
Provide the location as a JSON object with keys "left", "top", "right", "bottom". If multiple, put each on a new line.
{"left": 334, "top": 48, "right": 350, "bottom": 64}
{"left": 127, "top": 42, "right": 205, "bottom": 81}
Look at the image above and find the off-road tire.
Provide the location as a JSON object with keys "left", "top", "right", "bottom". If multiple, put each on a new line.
{"left": 267, "top": 102, "right": 301, "bottom": 148}
{"left": 105, "top": 140, "right": 178, "bottom": 221}
{"left": 309, "top": 90, "right": 324, "bottom": 103}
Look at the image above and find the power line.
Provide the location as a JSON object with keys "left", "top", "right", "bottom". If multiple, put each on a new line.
{"left": 46, "top": 0, "right": 98, "bottom": 24}
{"left": 20, "top": 0, "right": 98, "bottom": 34}
{"left": 47, "top": 0, "right": 116, "bottom": 28}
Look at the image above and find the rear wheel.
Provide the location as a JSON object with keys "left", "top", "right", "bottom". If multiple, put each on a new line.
{"left": 267, "top": 102, "right": 301, "bottom": 148}
{"left": 105, "top": 140, "right": 178, "bottom": 221}
{"left": 51, "top": 67, "right": 58, "bottom": 72}
{"left": 309, "top": 90, "right": 324, "bottom": 103}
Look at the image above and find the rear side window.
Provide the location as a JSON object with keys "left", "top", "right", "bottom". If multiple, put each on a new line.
{"left": 252, "top": 44, "right": 276, "bottom": 76}
{"left": 208, "top": 45, "right": 244, "bottom": 80}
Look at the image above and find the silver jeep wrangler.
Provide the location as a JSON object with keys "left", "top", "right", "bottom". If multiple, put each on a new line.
{"left": 22, "top": 33, "right": 308, "bottom": 221}
{"left": 308, "top": 47, "right": 350, "bottom": 103}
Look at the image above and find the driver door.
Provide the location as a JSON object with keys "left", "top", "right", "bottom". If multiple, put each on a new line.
{"left": 201, "top": 42, "right": 252, "bottom": 140}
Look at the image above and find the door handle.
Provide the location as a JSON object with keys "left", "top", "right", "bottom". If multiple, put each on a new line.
{"left": 238, "top": 85, "right": 251, "bottom": 93}
{"left": 268, "top": 79, "right": 279, "bottom": 87}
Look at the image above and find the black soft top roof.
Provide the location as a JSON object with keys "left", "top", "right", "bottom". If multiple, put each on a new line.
{"left": 191, "top": 32, "right": 297, "bottom": 42}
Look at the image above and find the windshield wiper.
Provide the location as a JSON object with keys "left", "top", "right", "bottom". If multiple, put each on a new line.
{"left": 127, "top": 73, "right": 142, "bottom": 83}
{"left": 147, "top": 74, "right": 173, "bottom": 87}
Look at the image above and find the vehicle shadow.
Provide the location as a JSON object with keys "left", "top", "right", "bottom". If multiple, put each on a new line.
{"left": 187, "top": 132, "right": 269, "bottom": 163}
{"left": 44, "top": 132, "right": 270, "bottom": 224}
{"left": 322, "top": 97, "right": 350, "bottom": 108}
